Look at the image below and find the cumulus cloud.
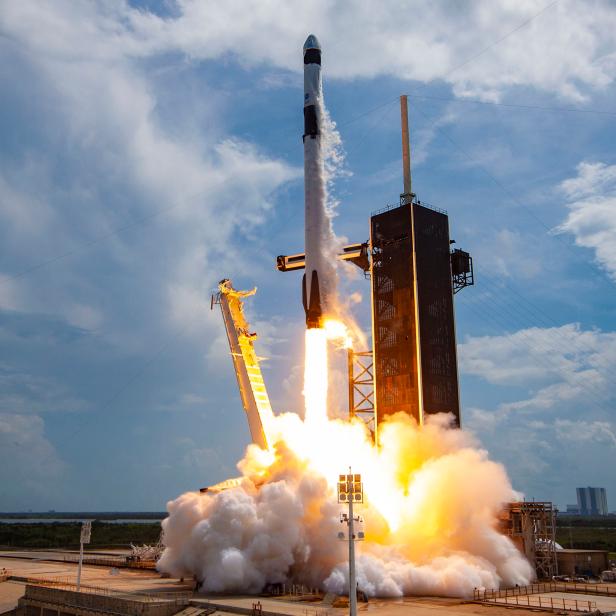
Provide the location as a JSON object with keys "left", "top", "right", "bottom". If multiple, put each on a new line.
{"left": 555, "top": 419, "right": 616, "bottom": 447}
{"left": 1, "top": 0, "right": 614, "bottom": 510}
{"left": 121, "top": 0, "right": 616, "bottom": 101}
{"left": 0, "top": 413, "right": 66, "bottom": 508}
{"left": 0, "top": 0, "right": 300, "bottom": 342}
{"left": 460, "top": 324, "right": 616, "bottom": 505}
{"left": 0, "top": 364, "right": 86, "bottom": 415}
{"left": 459, "top": 323, "right": 615, "bottom": 406}
{"left": 558, "top": 161, "right": 616, "bottom": 281}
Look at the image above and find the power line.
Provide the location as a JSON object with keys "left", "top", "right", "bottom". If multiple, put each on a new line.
{"left": 456, "top": 289, "right": 613, "bottom": 417}
{"left": 0, "top": 2, "right": 568, "bottom": 287}
{"left": 3, "top": 202, "right": 183, "bottom": 282}
{"left": 339, "top": 2, "right": 564, "bottom": 133}
{"left": 459, "top": 273, "right": 614, "bottom": 415}
{"left": 439, "top": 0, "right": 561, "bottom": 81}
{"left": 405, "top": 92, "right": 616, "bottom": 118}
{"left": 337, "top": 96, "right": 400, "bottom": 129}
{"left": 29, "top": 324, "right": 188, "bottom": 448}
{"left": 409, "top": 98, "right": 610, "bottom": 281}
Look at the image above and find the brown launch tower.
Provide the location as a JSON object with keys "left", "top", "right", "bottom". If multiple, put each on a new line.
{"left": 370, "top": 200, "right": 460, "bottom": 427}
{"left": 277, "top": 95, "right": 473, "bottom": 437}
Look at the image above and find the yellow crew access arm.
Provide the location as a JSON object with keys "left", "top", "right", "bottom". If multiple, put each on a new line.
{"left": 212, "top": 279, "right": 273, "bottom": 450}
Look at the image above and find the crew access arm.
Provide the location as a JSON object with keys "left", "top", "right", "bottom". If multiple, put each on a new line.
{"left": 212, "top": 279, "right": 273, "bottom": 450}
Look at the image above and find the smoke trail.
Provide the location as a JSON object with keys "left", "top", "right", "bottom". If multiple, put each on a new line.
{"left": 320, "top": 103, "right": 349, "bottom": 219}
{"left": 304, "top": 78, "right": 348, "bottom": 322}
{"left": 158, "top": 412, "right": 533, "bottom": 597}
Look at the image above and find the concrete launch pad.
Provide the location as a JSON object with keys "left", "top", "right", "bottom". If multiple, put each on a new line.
{"left": 2, "top": 551, "right": 615, "bottom": 616}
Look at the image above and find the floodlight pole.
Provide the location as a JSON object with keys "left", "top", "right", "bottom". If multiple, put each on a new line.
{"left": 77, "top": 534, "right": 84, "bottom": 591}
{"left": 347, "top": 467, "right": 357, "bottom": 616}
{"left": 77, "top": 520, "right": 91, "bottom": 592}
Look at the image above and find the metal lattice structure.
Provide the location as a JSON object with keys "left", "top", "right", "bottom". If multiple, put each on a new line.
{"left": 347, "top": 349, "right": 375, "bottom": 435}
{"left": 501, "top": 502, "right": 558, "bottom": 580}
{"left": 129, "top": 529, "right": 165, "bottom": 562}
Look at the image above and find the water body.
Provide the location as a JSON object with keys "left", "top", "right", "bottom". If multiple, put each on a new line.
{"left": 0, "top": 518, "right": 164, "bottom": 524}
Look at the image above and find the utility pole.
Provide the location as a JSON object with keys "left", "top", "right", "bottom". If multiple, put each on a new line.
{"left": 77, "top": 520, "right": 91, "bottom": 591}
{"left": 337, "top": 469, "right": 364, "bottom": 616}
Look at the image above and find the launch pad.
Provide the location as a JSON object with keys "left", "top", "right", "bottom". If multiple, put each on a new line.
{"left": 276, "top": 95, "right": 473, "bottom": 437}
{"left": 213, "top": 94, "right": 474, "bottom": 442}
{"left": 199, "top": 40, "right": 560, "bottom": 600}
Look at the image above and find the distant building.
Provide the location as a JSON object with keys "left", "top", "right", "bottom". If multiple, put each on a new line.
{"left": 576, "top": 487, "right": 608, "bottom": 516}
{"left": 556, "top": 549, "right": 609, "bottom": 577}
{"left": 566, "top": 504, "right": 580, "bottom": 515}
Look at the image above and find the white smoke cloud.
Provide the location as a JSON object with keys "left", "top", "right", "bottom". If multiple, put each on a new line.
{"left": 159, "top": 413, "right": 533, "bottom": 598}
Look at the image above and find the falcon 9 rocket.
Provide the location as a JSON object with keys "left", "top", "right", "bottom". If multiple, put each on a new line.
{"left": 302, "top": 34, "right": 332, "bottom": 329}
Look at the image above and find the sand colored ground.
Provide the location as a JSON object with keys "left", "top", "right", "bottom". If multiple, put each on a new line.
{"left": 1, "top": 551, "right": 613, "bottom": 616}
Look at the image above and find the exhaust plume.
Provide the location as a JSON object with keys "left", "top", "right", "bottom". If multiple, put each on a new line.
{"left": 159, "top": 357, "right": 533, "bottom": 597}
{"left": 158, "top": 40, "right": 532, "bottom": 600}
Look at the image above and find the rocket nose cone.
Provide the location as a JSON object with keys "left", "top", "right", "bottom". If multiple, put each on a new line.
{"left": 303, "top": 34, "right": 321, "bottom": 53}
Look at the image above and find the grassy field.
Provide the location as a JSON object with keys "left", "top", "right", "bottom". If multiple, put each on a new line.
{"left": 556, "top": 516, "right": 616, "bottom": 552}
{"left": 555, "top": 526, "right": 616, "bottom": 551}
{"left": 0, "top": 522, "right": 162, "bottom": 549}
{"left": 2, "top": 515, "right": 615, "bottom": 552}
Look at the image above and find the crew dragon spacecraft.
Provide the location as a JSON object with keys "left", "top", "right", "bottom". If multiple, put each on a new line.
{"left": 302, "top": 34, "right": 332, "bottom": 329}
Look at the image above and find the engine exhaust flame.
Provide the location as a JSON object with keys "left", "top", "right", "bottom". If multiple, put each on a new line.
{"left": 158, "top": 320, "right": 534, "bottom": 597}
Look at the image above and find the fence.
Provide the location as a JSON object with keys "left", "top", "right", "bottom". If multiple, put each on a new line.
{"left": 480, "top": 594, "right": 596, "bottom": 612}
{"left": 474, "top": 581, "right": 616, "bottom": 601}
{"left": 62, "top": 553, "right": 157, "bottom": 569}
{"left": 266, "top": 584, "right": 321, "bottom": 597}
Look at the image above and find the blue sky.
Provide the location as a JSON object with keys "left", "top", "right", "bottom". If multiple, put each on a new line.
{"left": 0, "top": 0, "right": 615, "bottom": 512}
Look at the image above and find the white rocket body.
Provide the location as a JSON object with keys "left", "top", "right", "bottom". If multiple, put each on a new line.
{"left": 302, "top": 34, "right": 331, "bottom": 329}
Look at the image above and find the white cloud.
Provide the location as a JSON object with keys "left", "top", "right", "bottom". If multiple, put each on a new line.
{"left": 66, "top": 303, "right": 104, "bottom": 330}
{"left": 0, "top": 0, "right": 614, "bottom": 509}
{"left": 461, "top": 324, "right": 616, "bottom": 503}
{"left": 0, "top": 413, "right": 66, "bottom": 508}
{"left": 0, "top": 365, "right": 87, "bottom": 415}
{"left": 4, "top": 1, "right": 612, "bottom": 105}
{"left": 0, "top": 165, "right": 53, "bottom": 236}
{"left": 555, "top": 419, "right": 616, "bottom": 447}
{"left": 121, "top": 0, "right": 616, "bottom": 101}
{"left": 0, "top": 0, "right": 299, "bottom": 346}
{"left": 471, "top": 229, "right": 543, "bottom": 279}
{"left": 460, "top": 324, "right": 615, "bottom": 409}
{"left": 557, "top": 161, "right": 616, "bottom": 281}
{"left": 0, "top": 275, "right": 23, "bottom": 312}
{"left": 174, "top": 436, "right": 232, "bottom": 480}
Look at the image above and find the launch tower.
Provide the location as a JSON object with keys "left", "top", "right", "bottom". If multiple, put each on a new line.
{"left": 370, "top": 199, "right": 461, "bottom": 427}
{"left": 277, "top": 94, "right": 473, "bottom": 438}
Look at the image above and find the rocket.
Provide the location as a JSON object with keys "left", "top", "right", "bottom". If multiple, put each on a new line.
{"left": 302, "top": 34, "right": 330, "bottom": 329}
